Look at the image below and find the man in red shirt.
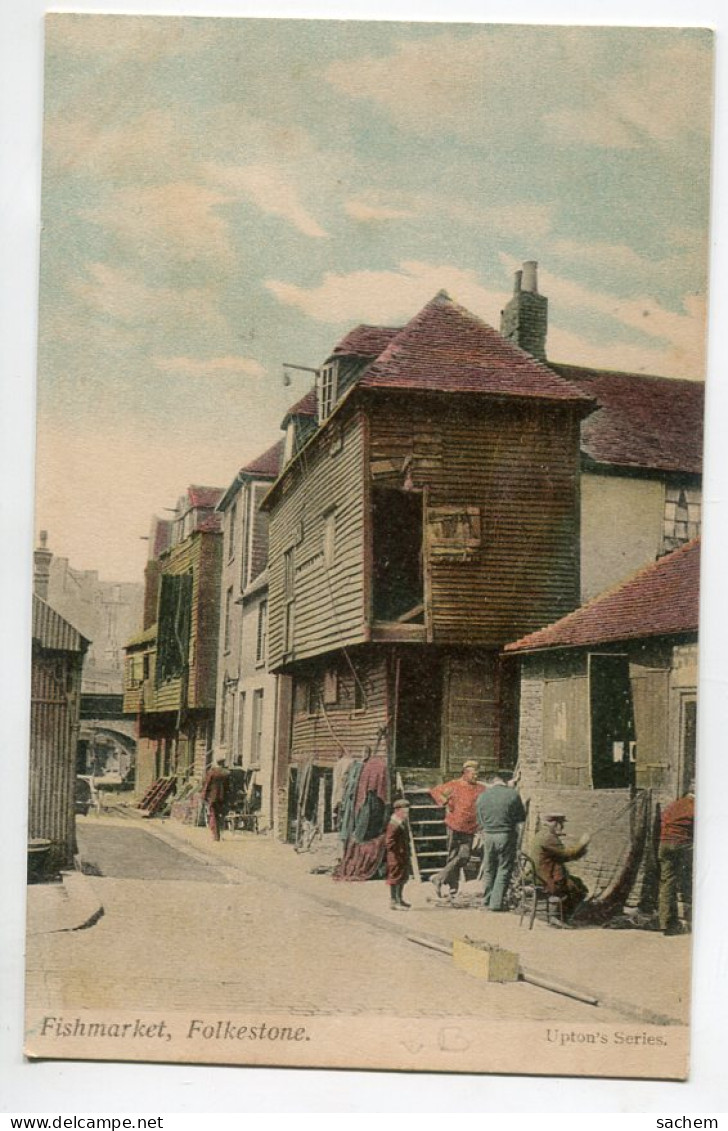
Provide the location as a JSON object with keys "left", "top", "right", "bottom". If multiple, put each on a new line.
{"left": 429, "top": 761, "right": 485, "bottom": 898}
{"left": 658, "top": 783, "right": 695, "bottom": 936}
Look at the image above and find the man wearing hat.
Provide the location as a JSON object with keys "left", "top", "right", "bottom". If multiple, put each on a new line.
{"left": 476, "top": 771, "right": 527, "bottom": 911}
{"left": 429, "top": 762, "right": 485, "bottom": 898}
{"left": 202, "top": 756, "right": 231, "bottom": 842}
{"left": 531, "top": 813, "right": 590, "bottom": 922}
{"left": 386, "top": 798, "right": 412, "bottom": 910}
{"left": 658, "top": 782, "right": 695, "bottom": 936}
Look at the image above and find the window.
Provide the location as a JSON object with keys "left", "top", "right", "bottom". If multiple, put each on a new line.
{"left": 306, "top": 679, "right": 318, "bottom": 716}
{"left": 323, "top": 508, "right": 336, "bottom": 569}
{"left": 251, "top": 689, "right": 264, "bottom": 764}
{"left": 427, "top": 505, "right": 482, "bottom": 560}
{"left": 156, "top": 572, "right": 192, "bottom": 683}
{"left": 224, "top": 586, "right": 233, "bottom": 652}
{"left": 284, "top": 547, "right": 295, "bottom": 655}
{"left": 353, "top": 668, "right": 366, "bottom": 712}
{"left": 256, "top": 599, "right": 268, "bottom": 665}
{"left": 318, "top": 361, "right": 338, "bottom": 421}
{"left": 323, "top": 667, "right": 338, "bottom": 705}
{"left": 220, "top": 684, "right": 228, "bottom": 742}
{"left": 227, "top": 499, "right": 237, "bottom": 561}
{"left": 126, "top": 654, "right": 144, "bottom": 688}
{"left": 237, "top": 691, "right": 247, "bottom": 761}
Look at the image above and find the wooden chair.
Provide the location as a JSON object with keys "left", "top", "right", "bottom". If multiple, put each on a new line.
{"left": 517, "top": 853, "right": 565, "bottom": 929}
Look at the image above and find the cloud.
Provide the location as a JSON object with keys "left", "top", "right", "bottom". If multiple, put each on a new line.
{"left": 542, "top": 38, "right": 712, "bottom": 150}
{"left": 205, "top": 163, "right": 328, "bottom": 238}
{"left": 44, "top": 110, "right": 183, "bottom": 182}
{"left": 72, "top": 262, "right": 229, "bottom": 338}
{"left": 326, "top": 29, "right": 712, "bottom": 151}
{"left": 154, "top": 355, "right": 265, "bottom": 379}
{"left": 266, "top": 260, "right": 505, "bottom": 325}
{"left": 342, "top": 192, "right": 553, "bottom": 237}
{"left": 344, "top": 197, "right": 418, "bottom": 222}
{"left": 547, "top": 324, "right": 704, "bottom": 381}
{"left": 82, "top": 182, "right": 235, "bottom": 265}
{"left": 46, "top": 13, "right": 220, "bottom": 62}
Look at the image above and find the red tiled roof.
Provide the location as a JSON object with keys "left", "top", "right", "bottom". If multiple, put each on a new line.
{"left": 240, "top": 438, "right": 284, "bottom": 478}
{"left": 187, "top": 485, "right": 225, "bottom": 509}
{"left": 358, "top": 292, "right": 595, "bottom": 406}
{"left": 550, "top": 363, "right": 704, "bottom": 475}
{"left": 286, "top": 387, "right": 318, "bottom": 418}
{"left": 505, "top": 539, "right": 700, "bottom": 654}
{"left": 329, "top": 324, "right": 402, "bottom": 359}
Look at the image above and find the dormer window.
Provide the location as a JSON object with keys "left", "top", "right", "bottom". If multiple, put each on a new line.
{"left": 284, "top": 419, "right": 297, "bottom": 465}
{"left": 318, "top": 361, "right": 338, "bottom": 422}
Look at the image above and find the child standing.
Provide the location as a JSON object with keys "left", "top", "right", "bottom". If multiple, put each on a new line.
{"left": 386, "top": 798, "right": 411, "bottom": 910}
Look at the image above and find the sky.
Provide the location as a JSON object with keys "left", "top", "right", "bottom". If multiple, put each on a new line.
{"left": 35, "top": 17, "right": 714, "bottom": 582}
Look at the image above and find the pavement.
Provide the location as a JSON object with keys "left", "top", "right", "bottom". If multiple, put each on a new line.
{"left": 26, "top": 806, "right": 692, "bottom": 1026}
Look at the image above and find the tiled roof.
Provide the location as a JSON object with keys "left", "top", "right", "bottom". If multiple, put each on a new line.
{"left": 241, "top": 438, "right": 284, "bottom": 478}
{"left": 187, "top": 485, "right": 225, "bottom": 509}
{"left": 550, "top": 363, "right": 704, "bottom": 475}
{"left": 505, "top": 539, "right": 700, "bottom": 654}
{"left": 285, "top": 388, "right": 318, "bottom": 418}
{"left": 358, "top": 292, "right": 595, "bottom": 406}
{"left": 329, "top": 324, "right": 402, "bottom": 359}
{"left": 33, "top": 594, "right": 89, "bottom": 653}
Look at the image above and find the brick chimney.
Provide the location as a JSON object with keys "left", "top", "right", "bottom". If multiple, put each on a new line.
{"left": 34, "top": 530, "right": 53, "bottom": 600}
{"left": 500, "top": 260, "right": 548, "bottom": 360}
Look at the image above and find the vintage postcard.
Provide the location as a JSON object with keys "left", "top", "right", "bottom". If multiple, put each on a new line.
{"left": 25, "top": 15, "right": 711, "bottom": 1079}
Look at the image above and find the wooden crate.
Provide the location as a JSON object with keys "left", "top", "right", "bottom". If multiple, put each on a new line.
{"left": 453, "top": 937, "right": 519, "bottom": 982}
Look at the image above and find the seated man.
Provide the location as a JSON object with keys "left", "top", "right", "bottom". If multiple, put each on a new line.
{"left": 531, "top": 813, "right": 590, "bottom": 922}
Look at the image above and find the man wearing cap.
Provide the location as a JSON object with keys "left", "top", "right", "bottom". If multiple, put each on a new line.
{"left": 531, "top": 813, "right": 590, "bottom": 922}
{"left": 386, "top": 798, "right": 412, "bottom": 910}
{"left": 429, "top": 762, "right": 485, "bottom": 898}
{"left": 476, "top": 772, "right": 527, "bottom": 911}
{"left": 658, "top": 783, "right": 695, "bottom": 936}
{"left": 202, "top": 756, "right": 231, "bottom": 842}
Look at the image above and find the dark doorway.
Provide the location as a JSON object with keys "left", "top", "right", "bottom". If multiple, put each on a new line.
{"left": 589, "top": 653, "right": 635, "bottom": 789}
{"left": 372, "top": 488, "right": 423, "bottom": 622}
{"left": 395, "top": 651, "right": 443, "bottom": 769}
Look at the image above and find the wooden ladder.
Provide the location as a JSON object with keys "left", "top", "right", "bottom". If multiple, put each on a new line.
{"left": 137, "top": 776, "right": 176, "bottom": 815}
{"left": 396, "top": 773, "right": 449, "bottom": 883}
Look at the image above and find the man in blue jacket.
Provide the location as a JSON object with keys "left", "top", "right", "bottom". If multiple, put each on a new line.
{"left": 476, "top": 772, "right": 526, "bottom": 911}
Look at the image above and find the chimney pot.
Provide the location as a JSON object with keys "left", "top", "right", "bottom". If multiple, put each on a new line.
{"left": 513, "top": 269, "right": 523, "bottom": 295}
{"left": 521, "top": 260, "right": 538, "bottom": 293}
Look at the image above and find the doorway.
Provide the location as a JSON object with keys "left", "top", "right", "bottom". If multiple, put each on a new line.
{"left": 394, "top": 651, "right": 443, "bottom": 770}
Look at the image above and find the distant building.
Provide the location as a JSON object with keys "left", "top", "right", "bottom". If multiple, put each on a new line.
{"left": 123, "top": 486, "right": 224, "bottom": 806}
{"left": 214, "top": 442, "right": 285, "bottom": 831}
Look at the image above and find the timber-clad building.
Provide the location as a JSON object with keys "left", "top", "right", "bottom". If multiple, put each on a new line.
{"left": 124, "top": 486, "right": 224, "bottom": 801}
{"left": 29, "top": 591, "right": 89, "bottom": 869}
{"left": 262, "top": 280, "right": 597, "bottom": 833}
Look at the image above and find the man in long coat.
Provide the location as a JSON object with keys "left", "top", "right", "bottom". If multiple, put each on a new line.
{"left": 386, "top": 799, "right": 411, "bottom": 910}
{"left": 531, "top": 813, "right": 590, "bottom": 921}
{"left": 202, "top": 756, "right": 231, "bottom": 842}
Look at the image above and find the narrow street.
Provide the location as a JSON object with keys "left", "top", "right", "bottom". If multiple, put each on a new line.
{"left": 27, "top": 820, "right": 621, "bottom": 1023}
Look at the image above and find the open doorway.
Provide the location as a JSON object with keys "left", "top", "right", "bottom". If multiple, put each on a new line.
{"left": 395, "top": 651, "right": 443, "bottom": 769}
{"left": 372, "top": 488, "right": 423, "bottom": 622}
